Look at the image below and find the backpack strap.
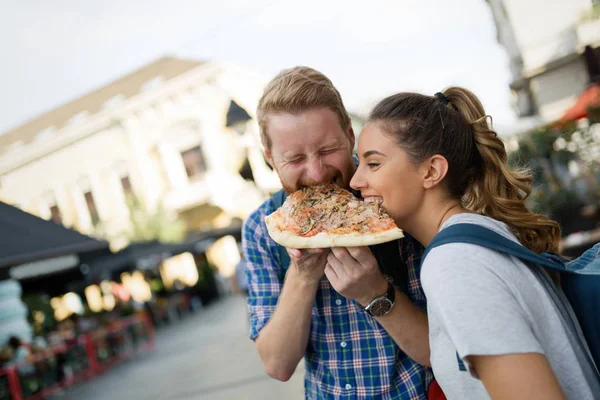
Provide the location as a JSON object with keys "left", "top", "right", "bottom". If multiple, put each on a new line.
{"left": 269, "top": 190, "right": 291, "bottom": 271}
{"left": 423, "top": 223, "right": 567, "bottom": 272}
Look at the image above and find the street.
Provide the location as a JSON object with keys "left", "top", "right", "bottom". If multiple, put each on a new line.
{"left": 61, "top": 296, "right": 305, "bottom": 400}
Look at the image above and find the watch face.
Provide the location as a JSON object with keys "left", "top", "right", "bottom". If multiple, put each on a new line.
{"left": 369, "top": 298, "right": 393, "bottom": 317}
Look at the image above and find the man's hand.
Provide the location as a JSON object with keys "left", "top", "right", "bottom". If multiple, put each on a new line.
{"left": 287, "top": 248, "right": 328, "bottom": 284}
{"left": 325, "top": 246, "right": 388, "bottom": 305}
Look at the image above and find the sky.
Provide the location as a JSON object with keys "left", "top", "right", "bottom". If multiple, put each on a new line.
{"left": 0, "top": 0, "right": 520, "bottom": 135}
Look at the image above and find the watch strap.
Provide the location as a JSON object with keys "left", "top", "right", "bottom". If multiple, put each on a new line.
{"left": 361, "top": 282, "right": 395, "bottom": 312}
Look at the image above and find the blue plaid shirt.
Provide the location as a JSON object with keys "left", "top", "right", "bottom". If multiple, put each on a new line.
{"left": 243, "top": 195, "right": 432, "bottom": 399}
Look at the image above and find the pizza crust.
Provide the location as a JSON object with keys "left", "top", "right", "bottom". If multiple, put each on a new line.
{"left": 265, "top": 214, "right": 404, "bottom": 248}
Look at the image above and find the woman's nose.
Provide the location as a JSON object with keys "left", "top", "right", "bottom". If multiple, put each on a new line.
{"left": 350, "top": 168, "right": 365, "bottom": 191}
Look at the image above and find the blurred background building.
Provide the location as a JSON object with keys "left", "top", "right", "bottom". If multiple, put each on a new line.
{"left": 488, "top": 0, "right": 600, "bottom": 121}
{"left": 0, "top": 56, "right": 280, "bottom": 253}
{"left": 487, "top": 0, "right": 600, "bottom": 255}
{"left": 0, "top": 58, "right": 285, "bottom": 375}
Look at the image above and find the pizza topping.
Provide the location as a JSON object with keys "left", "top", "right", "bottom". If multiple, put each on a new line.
{"left": 270, "top": 183, "right": 398, "bottom": 237}
{"left": 265, "top": 184, "right": 404, "bottom": 248}
{"left": 300, "top": 218, "right": 315, "bottom": 235}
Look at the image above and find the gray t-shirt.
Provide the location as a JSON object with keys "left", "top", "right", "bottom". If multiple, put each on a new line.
{"left": 421, "top": 213, "right": 597, "bottom": 399}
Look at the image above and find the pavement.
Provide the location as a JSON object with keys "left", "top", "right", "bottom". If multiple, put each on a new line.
{"left": 59, "top": 295, "right": 305, "bottom": 400}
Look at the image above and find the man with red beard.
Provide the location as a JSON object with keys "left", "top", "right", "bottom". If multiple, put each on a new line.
{"left": 242, "top": 67, "right": 433, "bottom": 400}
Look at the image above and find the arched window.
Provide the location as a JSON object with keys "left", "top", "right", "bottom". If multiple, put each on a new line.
{"left": 167, "top": 121, "right": 207, "bottom": 179}
{"left": 181, "top": 146, "right": 207, "bottom": 178}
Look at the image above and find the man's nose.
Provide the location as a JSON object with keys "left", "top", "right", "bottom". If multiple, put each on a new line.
{"left": 305, "top": 157, "right": 329, "bottom": 183}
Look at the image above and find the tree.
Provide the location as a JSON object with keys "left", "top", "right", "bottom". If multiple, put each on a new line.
{"left": 509, "top": 116, "right": 600, "bottom": 228}
{"left": 125, "top": 195, "right": 186, "bottom": 243}
{"left": 95, "top": 195, "right": 186, "bottom": 249}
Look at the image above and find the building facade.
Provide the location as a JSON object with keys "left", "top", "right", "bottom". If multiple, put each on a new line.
{"left": 0, "top": 57, "right": 280, "bottom": 251}
{"left": 487, "top": 0, "right": 600, "bottom": 122}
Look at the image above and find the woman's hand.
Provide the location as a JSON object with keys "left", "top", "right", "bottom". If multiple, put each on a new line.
{"left": 325, "top": 246, "right": 388, "bottom": 305}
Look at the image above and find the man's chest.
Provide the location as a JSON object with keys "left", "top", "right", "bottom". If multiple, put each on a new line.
{"left": 308, "top": 280, "right": 397, "bottom": 353}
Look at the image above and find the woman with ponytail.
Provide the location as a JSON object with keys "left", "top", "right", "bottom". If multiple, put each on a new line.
{"left": 349, "top": 87, "right": 597, "bottom": 399}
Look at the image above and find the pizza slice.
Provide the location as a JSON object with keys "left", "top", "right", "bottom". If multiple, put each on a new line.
{"left": 265, "top": 183, "right": 404, "bottom": 248}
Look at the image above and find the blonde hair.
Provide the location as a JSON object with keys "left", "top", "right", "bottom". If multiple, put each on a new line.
{"left": 257, "top": 66, "right": 352, "bottom": 150}
{"left": 370, "top": 87, "right": 561, "bottom": 254}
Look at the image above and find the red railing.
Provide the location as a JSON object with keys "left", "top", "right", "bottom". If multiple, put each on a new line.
{"left": 0, "top": 313, "right": 154, "bottom": 400}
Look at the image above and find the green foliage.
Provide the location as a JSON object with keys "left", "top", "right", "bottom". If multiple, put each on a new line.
{"left": 21, "top": 294, "right": 56, "bottom": 335}
{"left": 509, "top": 120, "right": 599, "bottom": 218}
{"left": 580, "top": 3, "right": 600, "bottom": 22}
{"left": 125, "top": 195, "right": 186, "bottom": 243}
{"left": 95, "top": 194, "right": 186, "bottom": 246}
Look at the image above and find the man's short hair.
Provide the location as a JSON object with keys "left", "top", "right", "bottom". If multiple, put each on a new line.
{"left": 257, "top": 66, "right": 352, "bottom": 150}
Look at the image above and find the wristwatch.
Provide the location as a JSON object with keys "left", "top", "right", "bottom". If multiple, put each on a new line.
{"left": 362, "top": 282, "right": 395, "bottom": 317}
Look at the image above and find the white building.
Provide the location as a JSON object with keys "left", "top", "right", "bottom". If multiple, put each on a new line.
{"left": 0, "top": 57, "right": 280, "bottom": 251}
{"left": 487, "top": 0, "right": 600, "bottom": 122}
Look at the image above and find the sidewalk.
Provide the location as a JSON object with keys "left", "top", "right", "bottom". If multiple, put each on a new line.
{"left": 60, "top": 296, "right": 304, "bottom": 400}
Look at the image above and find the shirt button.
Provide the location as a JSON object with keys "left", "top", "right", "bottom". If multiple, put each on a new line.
{"left": 340, "top": 341, "right": 347, "bottom": 348}
{"left": 335, "top": 299, "right": 342, "bottom": 305}
{"left": 345, "top": 384, "right": 352, "bottom": 390}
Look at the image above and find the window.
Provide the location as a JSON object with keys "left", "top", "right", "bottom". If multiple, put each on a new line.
{"left": 49, "top": 204, "right": 62, "bottom": 225}
{"left": 84, "top": 191, "right": 100, "bottom": 225}
{"left": 181, "top": 146, "right": 207, "bottom": 179}
{"left": 121, "top": 175, "right": 133, "bottom": 197}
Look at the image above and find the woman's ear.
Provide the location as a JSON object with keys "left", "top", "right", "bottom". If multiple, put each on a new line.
{"left": 422, "top": 155, "right": 448, "bottom": 189}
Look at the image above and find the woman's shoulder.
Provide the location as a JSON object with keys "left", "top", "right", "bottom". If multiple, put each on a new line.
{"left": 422, "top": 214, "right": 524, "bottom": 287}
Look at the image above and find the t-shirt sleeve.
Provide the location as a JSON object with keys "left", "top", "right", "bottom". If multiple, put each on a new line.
{"left": 242, "top": 210, "right": 284, "bottom": 341}
{"left": 421, "top": 243, "right": 544, "bottom": 374}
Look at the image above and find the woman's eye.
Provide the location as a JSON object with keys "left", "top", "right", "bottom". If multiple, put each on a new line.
{"left": 368, "top": 162, "right": 380, "bottom": 169}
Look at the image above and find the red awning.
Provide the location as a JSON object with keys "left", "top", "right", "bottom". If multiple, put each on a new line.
{"left": 559, "top": 83, "right": 600, "bottom": 123}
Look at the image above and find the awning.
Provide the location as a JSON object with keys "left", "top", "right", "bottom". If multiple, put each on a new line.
{"left": 86, "top": 240, "right": 173, "bottom": 282}
{"left": 559, "top": 83, "right": 600, "bottom": 123}
{"left": 225, "top": 100, "right": 251, "bottom": 128}
{"left": 0, "top": 202, "right": 109, "bottom": 270}
{"left": 86, "top": 221, "right": 243, "bottom": 282}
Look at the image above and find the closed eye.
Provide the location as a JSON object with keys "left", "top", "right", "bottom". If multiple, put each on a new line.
{"left": 319, "top": 148, "right": 337, "bottom": 155}
{"left": 367, "top": 162, "right": 380, "bottom": 169}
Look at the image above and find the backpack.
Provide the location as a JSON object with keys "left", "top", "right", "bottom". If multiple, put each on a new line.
{"left": 422, "top": 223, "right": 600, "bottom": 379}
